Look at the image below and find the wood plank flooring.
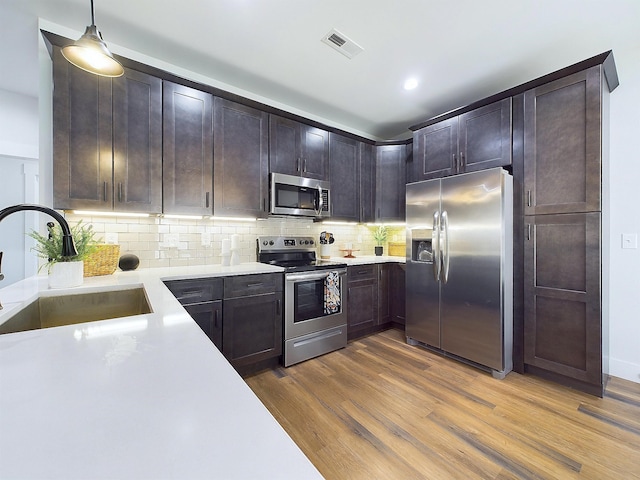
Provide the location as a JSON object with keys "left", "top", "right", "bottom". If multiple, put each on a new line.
{"left": 245, "top": 329, "right": 640, "bottom": 479}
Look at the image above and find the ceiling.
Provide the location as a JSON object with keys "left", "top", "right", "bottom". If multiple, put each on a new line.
{"left": 2, "top": 0, "right": 639, "bottom": 140}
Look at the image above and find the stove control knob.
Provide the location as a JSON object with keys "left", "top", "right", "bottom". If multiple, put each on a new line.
{"left": 309, "top": 240, "right": 314, "bottom": 245}
{"left": 262, "top": 241, "right": 268, "bottom": 246}
{"left": 269, "top": 240, "right": 274, "bottom": 246}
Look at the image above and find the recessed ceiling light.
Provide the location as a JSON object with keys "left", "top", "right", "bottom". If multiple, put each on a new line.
{"left": 403, "top": 77, "right": 419, "bottom": 90}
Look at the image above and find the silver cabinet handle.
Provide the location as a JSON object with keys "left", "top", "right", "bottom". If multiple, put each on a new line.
{"left": 527, "top": 223, "right": 532, "bottom": 241}
{"left": 452, "top": 154, "right": 457, "bottom": 173}
{"left": 296, "top": 158, "right": 301, "bottom": 172}
{"left": 303, "top": 158, "right": 307, "bottom": 173}
{"left": 103, "top": 181, "right": 108, "bottom": 202}
{"left": 205, "top": 191, "right": 210, "bottom": 208}
{"left": 432, "top": 210, "right": 441, "bottom": 282}
{"left": 527, "top": 190, "right": 532, "bottom": 207}
{"left": 118, "top": 183, "right": 123, "bottom": 203}
{"left": 441, "top": 210, "right": 450, "bottom": 284}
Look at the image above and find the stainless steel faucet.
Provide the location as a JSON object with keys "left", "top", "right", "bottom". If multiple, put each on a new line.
{"left": 0, "top": 204, "right": 79, "bottom": 310}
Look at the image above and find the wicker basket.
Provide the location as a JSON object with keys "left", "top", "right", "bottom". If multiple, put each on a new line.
{"left": 83, "top": 244, "right": 120, "bottom": 277}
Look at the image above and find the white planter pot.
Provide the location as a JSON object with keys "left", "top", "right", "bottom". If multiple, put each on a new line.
{"left": 49, "top": 261, "right": 84, "bottom": 289}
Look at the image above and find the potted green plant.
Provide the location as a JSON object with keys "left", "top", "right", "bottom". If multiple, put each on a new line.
{"left": 29, "top": 221, "right": 98, "bottom": 288}
{"left": 372, "top": 225, "right": 388, "bottom": 256}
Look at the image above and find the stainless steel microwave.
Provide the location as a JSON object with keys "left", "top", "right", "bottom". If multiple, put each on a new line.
{"left": 270, "top": 173, "right": 331, "bottom": 218}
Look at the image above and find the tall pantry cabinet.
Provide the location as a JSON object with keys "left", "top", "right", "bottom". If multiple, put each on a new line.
{"left": 521, "top": 62, "right": 618, "bottom": 396}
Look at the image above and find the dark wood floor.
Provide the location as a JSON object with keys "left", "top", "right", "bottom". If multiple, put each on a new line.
{"left": 245, "top": 329, "right": 640, "bottom": 480}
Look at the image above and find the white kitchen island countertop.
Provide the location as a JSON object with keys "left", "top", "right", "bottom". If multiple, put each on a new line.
{"left": 0, "top": 263, "right": 323, "bottom": 480}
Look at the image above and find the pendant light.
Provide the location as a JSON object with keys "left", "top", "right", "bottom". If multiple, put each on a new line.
{"left": 61, "top": 0, "right": 124, "bottom": 77}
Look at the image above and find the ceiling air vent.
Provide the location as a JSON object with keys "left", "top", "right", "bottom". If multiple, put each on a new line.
{"left": 321, "top": 28, "right": 364, "bottom": 59}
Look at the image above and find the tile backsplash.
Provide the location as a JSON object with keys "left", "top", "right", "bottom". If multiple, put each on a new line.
{"left": 65, "top": 214, "right": 406, "bottom": 269}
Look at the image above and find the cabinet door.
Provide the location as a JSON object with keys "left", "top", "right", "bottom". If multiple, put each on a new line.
{"left": 301, "top": 125, "right": 329, "bottom": 181}
{"left": 214, "top": 98, "right": 269, "bottom": 218}
{"left": 375, "top": 145, "right": 406, "bottom": 222}
{"left": 223, "top": 292, "right": 283, "bottom": 368}
{"left": 269, "top": 115, "right": 301, "bottom": 176}
{"left": 359, "top": 143, "right": 375, "bottom": 222}
{"left": 347, "top": 265, "right": 378, "bottom": 338}
{"left": 163, "top": 81, "right": 213, "bottom": 215}
{"left": 329, "top": 133, "right": 360, "bottom": 221}
{"left": 390, "top": 263, "right": 406, "bottom": 326}
{"left": 52, "top": 47, "right": 112, "bottom": 210}
{"left": 524, "top": 213, "right": 602, "bottom": 388}
{"left": 411, "top": 117, "right": 457, "bottom": 181}
{"left": 112, "top": 69, "right": 162, "bottom": 213}
{"left": 524, "top": 67, "right": 602, "bottom": 215}
{"left": 185, "top": 301, "right": 222, "bottom": 351}
{"left": 377, "top": 264, "right": 390, "bottom": 326}
{"left": 459, "top": 98, "right": 512, "bottom": 173}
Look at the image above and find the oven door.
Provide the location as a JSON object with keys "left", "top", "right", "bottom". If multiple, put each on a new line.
{"left": 284, "top": 269, "right": 347, "bottom": 340}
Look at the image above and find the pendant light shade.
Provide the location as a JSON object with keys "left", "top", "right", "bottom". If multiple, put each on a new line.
{"left": 61, "top": 0, "right": 124, "bottom": 77}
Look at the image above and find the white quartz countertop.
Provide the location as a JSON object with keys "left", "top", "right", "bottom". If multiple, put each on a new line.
{"left": 0, "top": 263, "right": 323, "bottom": 480}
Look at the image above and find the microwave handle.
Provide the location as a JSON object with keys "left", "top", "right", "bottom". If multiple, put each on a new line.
{"left": 316, "top": 184, "right": 324, "bottom": 215}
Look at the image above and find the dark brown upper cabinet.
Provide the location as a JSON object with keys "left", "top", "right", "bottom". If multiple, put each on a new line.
{"left": 411, "top": 98, "right": 511, "bottom": 182}
{"left": 269, "top": 115, "right": 329, "bottom": 181}
{"left": 375, "top": 144, "right": 407, "bottom": 222}
{"left": 213, "top": 98, "right": 269, "bottom": 218}
{"left": 163, "top": 81, "right": 214, "bottom": 216}
{"left": 329, "top": 133, "right": 360, "bottom": 222}
{"left": 523, "top": 67, "right": 603, "bottom": 215}
{"left": 359, "top": 143, "right": 375, "bottom": 223}
{"left": 53, "top": 47, "right": 162, "bottom": 213}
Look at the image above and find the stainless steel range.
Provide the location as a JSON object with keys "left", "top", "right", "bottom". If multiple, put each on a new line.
{"left": 257, "top": 236, "right": 347, "bottom": 366}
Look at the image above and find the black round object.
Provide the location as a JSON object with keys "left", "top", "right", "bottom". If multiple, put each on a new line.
{"left": 118, "top": 254, "right": 140, "bottom": 271}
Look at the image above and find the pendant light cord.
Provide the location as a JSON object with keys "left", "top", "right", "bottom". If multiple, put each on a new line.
{"left": 90, "top": 0, "right": 95, "bottom": 26}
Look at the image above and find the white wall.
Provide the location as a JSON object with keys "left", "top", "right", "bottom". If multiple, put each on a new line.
{"left": 0, "top": 89, "right": 40, "bottom": 286}
{"left": 0, "top": 89, "right": 38, "bottom": 159}
{"left": 606, "top": 44, "right": 640, "bottom": 383}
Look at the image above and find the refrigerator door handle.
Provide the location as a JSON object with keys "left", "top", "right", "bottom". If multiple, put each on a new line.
{"left": 432, "top": 210, "right": 441, "bottom": 281}
{"left": 441, "top": 210, "right": 450, "bottom": 284}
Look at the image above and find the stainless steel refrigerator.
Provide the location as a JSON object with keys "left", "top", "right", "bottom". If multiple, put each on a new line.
{"left": 405, "top": 167, "right": 513, "bottom": 378}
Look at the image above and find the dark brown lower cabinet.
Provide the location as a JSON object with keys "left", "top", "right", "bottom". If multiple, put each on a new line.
{"left": 165, "top": 273, "right": 283, "bottom": 376}
{"left": 347, "top": 264, "right": 400, "bottom": 340}
{"left": 222, "top": 273, "right": 283, "bottom": 375}
{"left": 378, "top": 264, "right": 391, "bottom": 326}
{"left": 523, "top": 212, "right": 604, "bottom": 396}
{"left": 390, "top": 263, "right": 406, "bottom": 327}
{"left": 163, "top": 277, "right": 224, "bottom": 350}
{"left": 347, "top": 265, "right": 378, "bottom": 340}
{"left": 222, "top": 292, "right": 283, "bottom": 370}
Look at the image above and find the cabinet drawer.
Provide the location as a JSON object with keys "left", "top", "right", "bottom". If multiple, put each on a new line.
{"left": 347, "top": 265, "right": 377, "bottom": 282}
{"left": 164, "top": 277, "right": 223, "bottom": 305}
{"left": 224, "top": 273, "right": 283, "bottom": 298}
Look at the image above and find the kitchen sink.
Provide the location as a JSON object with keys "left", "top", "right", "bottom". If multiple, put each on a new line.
{"left": 0, "top": 288, "right": 152, "bottom": 335}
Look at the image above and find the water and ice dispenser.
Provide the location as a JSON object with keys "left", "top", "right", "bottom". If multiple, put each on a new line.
{"left": 410, "top": 228, "right": 433, "bottom": 263}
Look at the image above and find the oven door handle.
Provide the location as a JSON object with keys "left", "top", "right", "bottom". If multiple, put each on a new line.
{"left": 286, "top": 270, "right": 346, "bottom": 282}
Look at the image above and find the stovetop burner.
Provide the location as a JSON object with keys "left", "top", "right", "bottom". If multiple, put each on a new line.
{"left": 257, "top": 236, "right": 347, "bottom": 272}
